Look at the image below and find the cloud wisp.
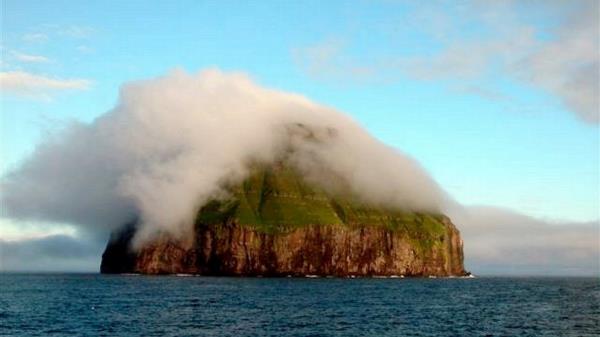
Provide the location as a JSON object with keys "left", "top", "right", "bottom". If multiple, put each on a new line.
{"left": 518, "top": 2, "right": 599, "bottom": 123}
{"left": 0, "top": 69, "right": 445, "bottom": 246}
{"left": 22, "top": 33, "right": 48, "bottom": 43}
{"left": 11, "top": 51, "right": 51, "bottom": 64}
{"left": 0, "top": 71, "right": 91, "bottom": 99}
{"left": 21, "top": 24, "right": 94, "bottom": 43}
{"left": 59, "top": 25, "right": 94, "bottom": 39}
{"left": 295, "top": 1, "right": 599, "bottom": 123}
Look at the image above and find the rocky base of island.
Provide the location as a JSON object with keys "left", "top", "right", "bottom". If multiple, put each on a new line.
{"left": 101, "top": 219, "right": 466, "bottom": 277}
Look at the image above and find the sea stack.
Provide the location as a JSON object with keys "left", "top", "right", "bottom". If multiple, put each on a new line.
{"left": 101, "top": 164, "right": 466, "bottom": 277}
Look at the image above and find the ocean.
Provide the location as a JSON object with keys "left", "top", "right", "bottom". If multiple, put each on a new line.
{"left": 1, "top": 274, "right": 598, "bottom": 336}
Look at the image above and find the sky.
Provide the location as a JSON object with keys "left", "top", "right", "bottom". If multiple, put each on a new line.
{"left": 0, "top": 0, "right": 598, "bottom": 275}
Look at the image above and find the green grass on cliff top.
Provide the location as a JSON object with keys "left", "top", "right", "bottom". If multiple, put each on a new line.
{"left": 195, "top": 164, "right": 447, "bottom": 249}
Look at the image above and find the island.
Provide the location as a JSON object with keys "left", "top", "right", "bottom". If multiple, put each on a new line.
{"left": 101, "top": 164, "right": 466, "bottom": 277}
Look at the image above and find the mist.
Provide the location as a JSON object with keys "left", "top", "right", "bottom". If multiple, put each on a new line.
{"left": 449, "top": 206, "right": 599, "bottom": 276}
{"left": 1, "top": 69, "right": 445, "bottom": 246}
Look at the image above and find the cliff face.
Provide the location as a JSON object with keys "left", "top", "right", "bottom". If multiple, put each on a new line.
{"left": 101, "top": 165, "right": 466, "bottom": 276}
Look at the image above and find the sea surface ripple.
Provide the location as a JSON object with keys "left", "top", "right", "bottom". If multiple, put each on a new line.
{"left": 1, "top": 274, "right": 598, "bottom": 336}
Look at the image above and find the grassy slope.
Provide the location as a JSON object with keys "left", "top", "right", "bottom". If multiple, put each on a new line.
{"left": 196, "top": 164, "right": 448, "bottom": 252}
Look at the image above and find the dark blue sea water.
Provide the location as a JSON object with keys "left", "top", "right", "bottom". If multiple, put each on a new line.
{"left": 1, "top": 274, "right": 598, "bottom": 337}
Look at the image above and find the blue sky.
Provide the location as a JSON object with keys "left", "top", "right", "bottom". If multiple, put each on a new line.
{"left": 0, "top": 1, "right": 598, "bottom": 273}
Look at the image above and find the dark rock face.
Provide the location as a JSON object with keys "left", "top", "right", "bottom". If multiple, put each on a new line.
{"left": 101, "top": 165, "right": 466, "bottom": 276}
{"left": 100, "top": 224, "right": 137, "bottom": 274}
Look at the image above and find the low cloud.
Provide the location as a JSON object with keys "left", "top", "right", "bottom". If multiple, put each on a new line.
{"left": 0, "top": 71, "right": 91, "bottom": 98}
{"left": 0, "top": 235, "right": 103, "bottom": 272}
{"left": 450, "top": 206, "right": 600, "bottom": 276}
{"left": 3, "top": 206, "right": 597, "bottom": 275}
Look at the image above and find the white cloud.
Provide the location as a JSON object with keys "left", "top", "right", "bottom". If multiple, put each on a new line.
{"left": 11, "top": 51, "right": 51, "bottom": 63}
{"left": 0, "top": 71, "right": 91, "bottom": 98}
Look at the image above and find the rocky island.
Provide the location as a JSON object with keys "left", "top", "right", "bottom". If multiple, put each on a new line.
{"left": 101, "top": 164, "right": 466, "bottom": 277}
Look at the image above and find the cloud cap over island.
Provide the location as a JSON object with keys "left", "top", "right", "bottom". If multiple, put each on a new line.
{"left": 1, "top": 69, "right": 597, "bottom": 276}
{"left": 1, "top": 69, "right": 445, "bottom": 246}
